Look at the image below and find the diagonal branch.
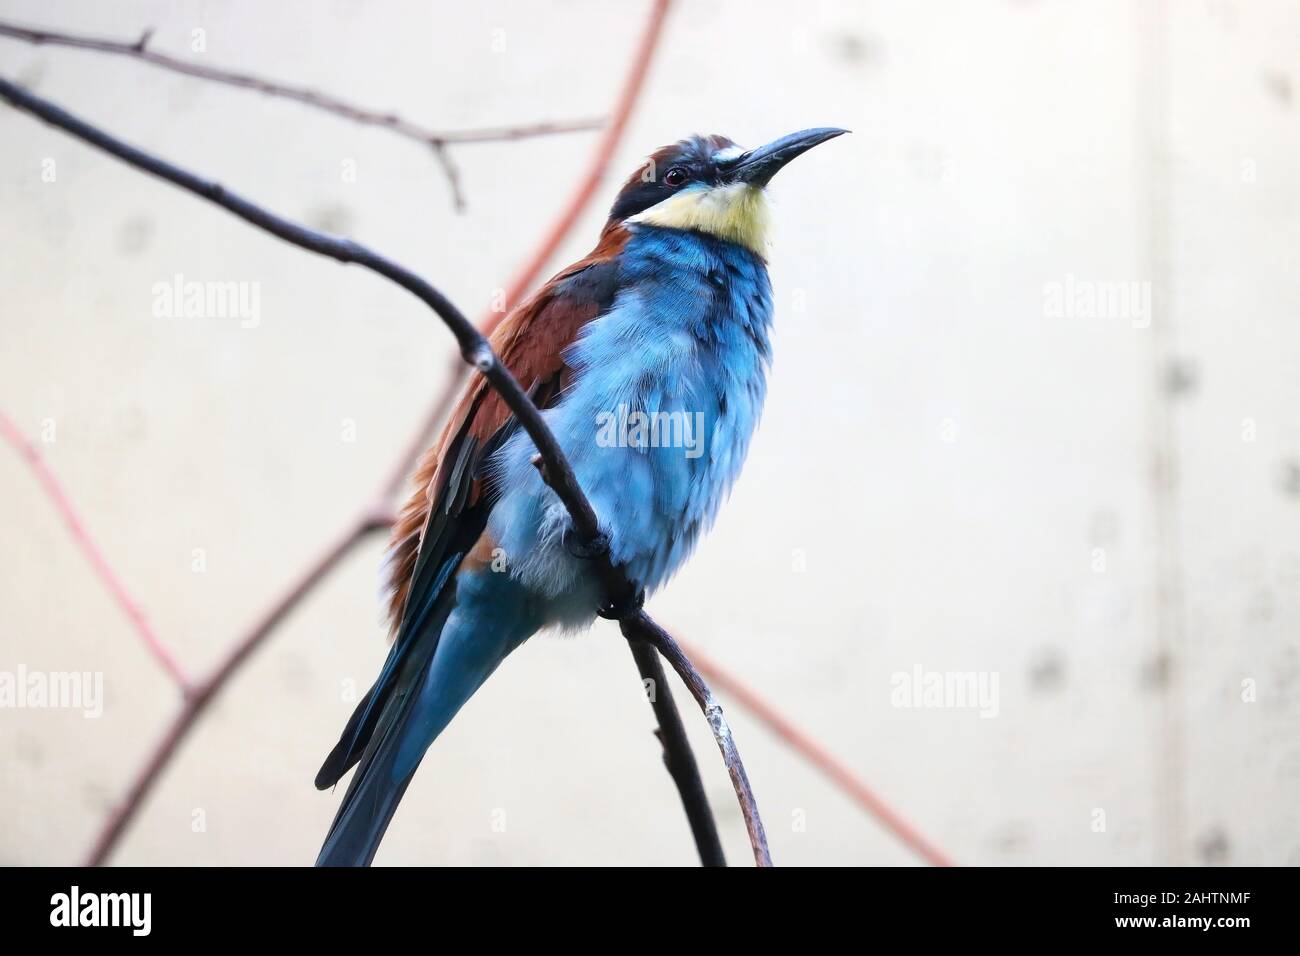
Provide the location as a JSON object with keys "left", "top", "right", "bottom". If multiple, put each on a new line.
{"left": 626, "top": 640, "right": 725, "bottom": 866}
{"left": 0, "top": 18, "right": 603, "bottom": 210}
{"left": 81, "top": 514, "right": 388, "bottom": 868}
{"left": 622, "top": 614, "right": 771, "bottom": 865}
{"left": 0, "top": 75, "right": 580, "bottom": 520}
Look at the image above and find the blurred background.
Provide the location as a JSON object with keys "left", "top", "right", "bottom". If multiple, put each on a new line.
{"left": 1, "top": 0, "right": 1297, "bottom": 866}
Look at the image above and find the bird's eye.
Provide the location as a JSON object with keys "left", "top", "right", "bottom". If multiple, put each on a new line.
{"left": 664, "top": 166, "right": 689, "bottom": 187}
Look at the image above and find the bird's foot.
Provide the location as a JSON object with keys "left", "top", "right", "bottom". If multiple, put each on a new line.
{"left": 560, "top": 525, "right": 643, "bottom": 621}
{"left": 563, "top": 526, "right": 609, "bottom": 560}
{"left": 598, "top": 584, "right": 645, "bottom": 621}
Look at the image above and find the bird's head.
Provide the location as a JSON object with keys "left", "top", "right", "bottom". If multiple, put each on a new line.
{"left": 607, "top": 127, "right": 847, "bottom": 255}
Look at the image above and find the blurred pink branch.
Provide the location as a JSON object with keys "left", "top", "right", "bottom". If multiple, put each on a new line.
{"left": 81, "top": 512, "right": 388, "bottom": 869}
{"left": 680, "top": 637, "right": 954, "bottom": 867}
{"left": 0, "top": 410, "right": 190, "bottom": 689}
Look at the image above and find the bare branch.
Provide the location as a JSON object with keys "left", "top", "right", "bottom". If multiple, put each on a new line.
{"left": 626, "top": 638, "right": 726, "bottom": 866}
{"left": 429, "top": 142, "right": 466, "bottom": 213}
{"left": 0, "top": 18, "right": 603, "bottom": 208}
{"left": 620, "top": 613, "right": 772, "bottom": 866}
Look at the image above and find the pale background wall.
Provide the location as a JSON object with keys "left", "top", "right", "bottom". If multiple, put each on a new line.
{"left": 1, "top": 0, "right": 1296, "bottom": 866}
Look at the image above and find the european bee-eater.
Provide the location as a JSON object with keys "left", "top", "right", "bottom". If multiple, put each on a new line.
{"left": 315, "top": 127, "right": 846, "bottom": 866}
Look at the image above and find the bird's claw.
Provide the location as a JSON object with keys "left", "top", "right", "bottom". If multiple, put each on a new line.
{"left": 563, "top": 527, "right": 610, "bottom": 560}
{"left": 559, "top": 528, "right": 643, "bottom": 621}
{"left": 598, "top": 586, "right": 645, "bottom": 622}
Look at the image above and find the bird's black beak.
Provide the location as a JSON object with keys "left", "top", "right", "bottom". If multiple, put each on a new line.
{"left": 724, "top": 127, "right": 849, "bottom": 187}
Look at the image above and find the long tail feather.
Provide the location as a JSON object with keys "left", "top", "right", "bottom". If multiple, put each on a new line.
{"left": 315, "top": 554, "right": 461, "bottom": 791}
{"left": 315, "top": 564, "right": 536, "bottom": 867}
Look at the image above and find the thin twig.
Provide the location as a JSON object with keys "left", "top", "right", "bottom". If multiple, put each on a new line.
{"left": 429, "top": 143, "right": 466, "bottom": 214}
{"left": 621, "top": 613, "right": 772, "bottom": 866}
{"left": 627, "top": 639, "right": 726, "bottom": 866}
{"left": 0, "top": 410, "right": 190, "bottom": 688}
{"left": 0, "top": 18, "right": 603, "bottom": 209}
{"left": 0, "top": 20, "right": 603, "bottom": 146}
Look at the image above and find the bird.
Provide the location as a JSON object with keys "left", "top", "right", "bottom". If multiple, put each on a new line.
{"left": 314, "top": 127, "right": 847, "bottom": 866}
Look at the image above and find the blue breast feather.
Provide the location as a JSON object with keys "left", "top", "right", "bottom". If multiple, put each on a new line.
{"left": 486, "top": 225, "right": 774, "bottom": 627}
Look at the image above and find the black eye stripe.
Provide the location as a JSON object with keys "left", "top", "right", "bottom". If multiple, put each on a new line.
{"left": 608, "top": 139, "right": 736, "bottom": 221}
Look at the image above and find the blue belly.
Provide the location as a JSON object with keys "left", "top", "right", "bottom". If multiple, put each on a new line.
{"left": 486, "top": 225, "right": 774, "bottom": 627}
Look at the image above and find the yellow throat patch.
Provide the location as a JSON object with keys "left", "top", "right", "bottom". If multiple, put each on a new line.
{"left": 628, "top": 183, "right": 771, "bottom": 255}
